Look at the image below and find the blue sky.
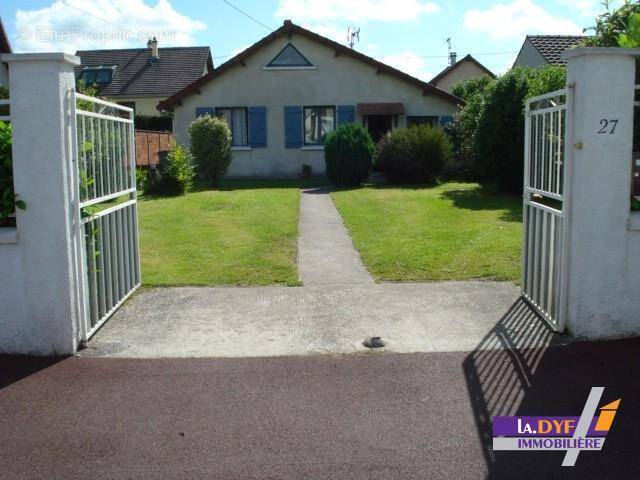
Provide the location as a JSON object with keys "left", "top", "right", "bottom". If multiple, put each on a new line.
{"left": 0, "top": 0, "right": 620, "bottom": 80}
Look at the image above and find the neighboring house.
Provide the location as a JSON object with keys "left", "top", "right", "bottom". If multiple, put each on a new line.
{"left": 430, "top": 53, "right": 495, "bottom": 93}
{"left": 75, "top": 39, "right": 213, "bottom": 116}
{"left": 513, "top": 35, "right": 588, "bottom": 68}
{"left": 158, "top": 20, "right": 463, "bottom": 178}
{"left": 0, "top": 17, "right": 12, "bottom": 87}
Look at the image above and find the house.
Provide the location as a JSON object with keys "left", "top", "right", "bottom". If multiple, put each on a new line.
{"left": 75, "top": 39, "right": 213, "bottom": 116}
{"left": 158, "top": 20, "right": 463, "bottom": 178}
{"left": 0, "top": 17, "right": 12, "bottom": 87}
{"left": 513, "top": 35, "right": 587, "bottom": 68}
{"left": 430, "top": 53, "right": 495, "bottom": 93}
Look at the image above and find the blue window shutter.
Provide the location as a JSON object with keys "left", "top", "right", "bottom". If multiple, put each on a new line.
{"left": 439, "top": 115, "right": 454, "bottom": 126}
{"left": 248, "top": 107, "right": 267, "bottom": 148}
{"left": 337, "top": 105, "right": 356, "bottom": 125}
{"left": 284, "top": 106, "right": 302, "bottom": 148}
{"left": 196, "top": 107, "right": 214, "bottom": 117}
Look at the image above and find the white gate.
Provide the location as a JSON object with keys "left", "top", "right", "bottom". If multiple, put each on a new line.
{"left": 72, "top": 92, "right": 140, "bottom": 341}
{"left": 521, "top": 88, "right": 571, "bottom": 332}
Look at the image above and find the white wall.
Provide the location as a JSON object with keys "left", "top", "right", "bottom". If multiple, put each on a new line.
{"left": 110, "top": 95, "right": 165, "bottom": 116}
{"left": 562, "top": 48, "right": 640, "bottom": 339}
{"left": 433, "top": 60, "right": 491, "bottom": 93}
{"left": 0, "top": 53, "right": 82, "bottom": 355}
{"left": 513, "top": 39, "right": 548, "bottom": 68}
{"left": 173, "top": 34, "right": 459, "bottom": 177}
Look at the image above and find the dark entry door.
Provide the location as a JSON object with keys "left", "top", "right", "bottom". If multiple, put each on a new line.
{"left": 366, "top": 115, "right": 393, "bottom": 143}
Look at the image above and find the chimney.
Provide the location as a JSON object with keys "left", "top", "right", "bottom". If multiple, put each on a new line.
{"left": 147, "top": 37, "right": 159, "bottom": 60}
{"left": 449, "top": 51, "right": 457, "bottom": 66}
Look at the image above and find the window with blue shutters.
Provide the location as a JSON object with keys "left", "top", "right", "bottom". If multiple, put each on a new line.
{"left": 196, "top": 107, "right": 214, "bottom": 117}
{"left": 248, "top": 107, "right": 267, "bottom": 148}
{"left": 284, "top": 106, "right": 303, "bottom": 148}
{"left": 337, "top": 105, "right": 356, "bottom": 125}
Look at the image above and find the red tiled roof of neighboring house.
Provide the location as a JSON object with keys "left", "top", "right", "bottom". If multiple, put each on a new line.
{"left": 158, "top": 20, "right": 463, "bottom": 111}
{"left": 430, "top": 54, "right": 495, "bottom": 85}
{"left": 75, "top": 46, "right": 213, "bottom": 98}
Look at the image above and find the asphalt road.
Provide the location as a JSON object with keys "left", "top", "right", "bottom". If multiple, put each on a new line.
{"left": 1, "top": 339, "right": 639, "bottom": 479}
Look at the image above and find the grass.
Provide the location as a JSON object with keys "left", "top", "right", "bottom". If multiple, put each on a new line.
{"left": 138, "top": 178, "right": 323, "bottom": 286}
{"left": 330, "top": 182, "right": 522, "bottom": 282}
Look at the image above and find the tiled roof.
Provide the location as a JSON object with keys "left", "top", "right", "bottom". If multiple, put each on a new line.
{"left": 527, "top": 36, "right": 587, "bottom": 65}
{"left": 0, "top": 17, "right": 11, "bottom": 54}
{"left": 158, "top": 20, "right": 463, "bottom": 111}
{"left": 74, "top": 46, "right": 213, "bottom": 97}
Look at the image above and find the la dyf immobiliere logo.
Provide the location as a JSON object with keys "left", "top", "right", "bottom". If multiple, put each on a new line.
{"left": 492, "top": 387, "right": 620, "bottom": 467}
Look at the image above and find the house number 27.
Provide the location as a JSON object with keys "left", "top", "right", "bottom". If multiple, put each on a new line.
{"left": 598, "top": 119, "right": 619, "bottom": 134}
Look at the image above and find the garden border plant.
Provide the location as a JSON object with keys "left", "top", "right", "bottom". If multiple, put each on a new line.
{"left": 324, "top": 123, "right": 375, "bottom": 187}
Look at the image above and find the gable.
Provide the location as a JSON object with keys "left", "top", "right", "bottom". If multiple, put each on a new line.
{"left": 158, "top": 20, "right": 462, "bottom": 110}
{"left": 267, "top": 43, "right": 313, "bottom": 68}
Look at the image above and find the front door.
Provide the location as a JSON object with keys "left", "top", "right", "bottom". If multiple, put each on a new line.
{"left": 365, "top": 115, "right": 393, "bottom": 143}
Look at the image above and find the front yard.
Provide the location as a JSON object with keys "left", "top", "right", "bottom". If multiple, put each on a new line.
{"left": 139, "top": 180, "right": 309, "bottom": 286}
{"left": 331, "top": 182, "right": 522, "bottom": 282}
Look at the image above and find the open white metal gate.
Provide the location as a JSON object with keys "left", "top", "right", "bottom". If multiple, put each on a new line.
{"left": 72, "top": 92, "right": 140, "bottom": 342}
{"left": 521, "top": 88, "right": 571, "bottom": 332}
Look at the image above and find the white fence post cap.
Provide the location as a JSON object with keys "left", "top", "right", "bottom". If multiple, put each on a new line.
{"left": 562, "top": 46, "right": 640, "bottom": 60}
{"left": 1, "top": 52, "right": 80, "bottom": 66}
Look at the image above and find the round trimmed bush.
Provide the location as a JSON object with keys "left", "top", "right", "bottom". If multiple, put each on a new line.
{"left": 376, "top": 125, "right": 452, "bottom": 184}
{"left": 188, "top": 115, "right": 232, "bottom": 186}
{"left": 324, "top": 123, "right": 375, "bottom": 187}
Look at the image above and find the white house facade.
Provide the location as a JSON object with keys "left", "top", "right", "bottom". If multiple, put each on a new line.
{"left": 160, "top": 21, "right": 463, "bottom": 178}
{"left": 430, "top": 54, "right": 495, "bottom": 93}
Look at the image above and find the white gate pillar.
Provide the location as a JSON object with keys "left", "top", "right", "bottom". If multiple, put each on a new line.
{"left": 0, "top": 53, "right": 82, "bottom": 354}
{"left": 563, "top": 47, "right": 640, "bottom": 339}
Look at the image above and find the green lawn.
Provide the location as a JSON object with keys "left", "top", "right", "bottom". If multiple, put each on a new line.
{"left": 138, "top": 179, "right": 316, "bottom": 286}
{"left": 331, "top": 182, "right": 522, "bottom": 282}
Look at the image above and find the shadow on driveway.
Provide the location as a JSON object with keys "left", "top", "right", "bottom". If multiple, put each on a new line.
{"left": 464, "top": 298, "right": 640, "bottom": 478}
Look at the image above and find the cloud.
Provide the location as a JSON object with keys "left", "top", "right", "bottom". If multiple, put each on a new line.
{"left": 463, "top": 0, "right": 582, "bottom": 40}
{"left": 14, "top": 0, "right": 206, "bottom": 53}
{"left": 275, "top": 0, "right": 440, "bottom": 23}
{"left": 376, "top": 52, "right": 434, "bottom": 81}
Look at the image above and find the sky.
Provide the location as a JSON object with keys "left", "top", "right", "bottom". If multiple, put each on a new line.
{"left": 0, "top": 0, "right": 622, "bottom": 81}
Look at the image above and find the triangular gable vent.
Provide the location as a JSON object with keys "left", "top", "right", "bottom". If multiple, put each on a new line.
{"left": 267, "top": 43, "right": 312, "bottom": 67}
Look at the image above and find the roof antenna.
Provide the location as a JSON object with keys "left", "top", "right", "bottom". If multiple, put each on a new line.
{"left": 347, "top": 26, "right": 360, "bottom": 49}
{"left": 446, "top": 37, "right": 457, "bottom": 66}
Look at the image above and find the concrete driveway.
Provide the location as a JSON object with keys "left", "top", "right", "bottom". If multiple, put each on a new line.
{"left": 81, "top": 283, "right": 559, "bottom": 358}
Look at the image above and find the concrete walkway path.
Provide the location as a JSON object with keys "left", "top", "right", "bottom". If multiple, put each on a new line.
{"left": 298, "top": 188, "right": 373, "bottom": 285}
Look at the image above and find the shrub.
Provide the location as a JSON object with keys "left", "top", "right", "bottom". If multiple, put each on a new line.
{"left": 376, "top": 125, "right": 453, "bottom": 184}
{"left": 188, "top": 115, "right": 232, "bottom": 186}
{"left": 448, "top": 76, "right": 494, "bottom": 179}
{"left": 0, "top": 121, "right": 24, "bottom": 227}
{"left": 135, "top": 168, "right": 147, "bottom": 192}
{"left": 582, "top": 0, "right": 640, "bottom": 47}
{"left": 135, "top": 115, "right": 172, "bottom": 132}
{"left": 144, "top": 142, "right": 196, "bottom": 196}
{"left": 471, "top": 66, "right": 566, "bottom": 193}
{"left": 324, "top": 123, "right": 375, "bottom": 186}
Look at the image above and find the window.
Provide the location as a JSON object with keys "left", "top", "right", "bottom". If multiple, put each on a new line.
{"left": 304, "top": 106, "right": 335, "bottom": 145}
{"left": 216, "top": 107, "right": 248, "bottom": 147}
{"left": 80, "top": 67, "right": 114, "bottom": 85}
{"left": 267, "top": 43, "right": 313, "bottom": 68}
{"left": 407, "top": 116, "right": 439, "bottom": 128}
